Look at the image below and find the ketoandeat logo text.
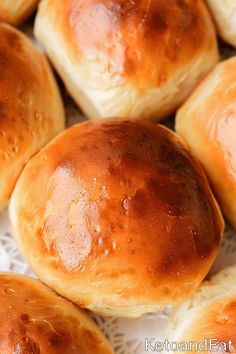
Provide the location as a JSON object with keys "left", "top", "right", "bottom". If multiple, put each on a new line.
{"left": 145, "top": 338, "right": 234, "bottom": 352}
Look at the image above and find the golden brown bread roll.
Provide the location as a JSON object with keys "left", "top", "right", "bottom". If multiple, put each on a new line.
{"left": 169, "top": 266, "right": 236, "bottom": 352}
{"left": 176, "top": 57, "right": 236, "bottom": 230}
{"left": 0, "top": 0, "right": 39, "bottom": 26}
{"left": 206, "top": 0, "right": 236, "bottom": 47}
{"left": 34, "top": 0, "right": 219, "bottom": 121}
{"left": 0, "top": 23, "right": 65, "bottom": 212}
{"left": 10, "top": 119, "right": 224, "bottom": 318}
{"left": 0, "top": 272, "right": 113, "bottom": 353}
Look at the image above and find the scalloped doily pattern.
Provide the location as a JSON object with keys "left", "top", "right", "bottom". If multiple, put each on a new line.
{"left": 1, "top": 210, "right": 236, "bottom": 354}
{"left": 1, "top": 21, "right": 236, "bottom": 354}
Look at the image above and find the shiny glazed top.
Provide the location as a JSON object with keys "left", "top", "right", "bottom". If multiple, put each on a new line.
{"left": 0, "top": 23, "right": 64, "bottom": 210}
{"left": 0, "top": 273, "right": 113, "bottom": 354}
{"left": 44, "top": 0, "right": 217, "bottom": 90}
{"left": 176, "top": 56, "right": 236, "bottom": 229}
{"left": 11, "top": 119, "right": 223, "bottom": 309}
{"left": 184, "top": 298, "right": 236, "bottom": 350}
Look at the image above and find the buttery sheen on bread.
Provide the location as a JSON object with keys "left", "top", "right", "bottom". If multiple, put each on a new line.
{"left": 10, "top": 119, "right": 224, "bottom": 317}
{"left": 35, "top": 0, "right": 219, "bottom": 121}
{"left": 176, "top": 57, "right": 236, "bottom": 230}
{"left": 0, "top": 273, "right": 113, "bottom": 353}
{"left": 0, "top": 23, "right": 65, "bottom": 212}
{"left": 0, "top": 0, "right": 39, "bottom": 26}
{"left": 206, "top": 0, "right": 236, "bottom": 47}
{"left": 169, "top": 266, "right": 236, "bottom": 352}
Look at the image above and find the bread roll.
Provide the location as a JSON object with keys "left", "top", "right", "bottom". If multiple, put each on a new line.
{"left": 206, "top": 0, "right": 236, "bottom": 47}
{"left": 0, "top": 23, "right": 65, "bottom": 212}
{"left": 10, "top": 119, "right": 224, "bottom": 317}
{"left": 0, "top": 0, "right": 39, "bottom": 26}
{"left": 169, "top": 266, "right": 236, "bottom": 352}
{"left": 176, "top": 57, "right": 236, "bottom": 229}
{"left": 0, "top": 272, "right": 113, "bottom": 353}
{"left": 34, "top": 0, "right": 219, "bottom": 121}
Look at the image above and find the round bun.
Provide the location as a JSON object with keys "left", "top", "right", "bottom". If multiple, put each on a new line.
{"left": 176, "top": 57, "right": 236, "bottom": 229}
{"left": 0, "top": 0, "right": 39, "bottom": 26}
{"left": 0, "top": 273, "right": 113, "bottom": 353}
{"left": 0, "top": 23, "right": 65, "bottom": 212}
{"left": 34, "top": 0, "right": 219, "bottom": 121}
{"left": 169, "top": 266, "right": 236, "bottom": 351}
{"left": 206, "top": 0, "right": 236, "bottom": 47}
{"left": 10, "top": 119, "right": 224, "bottom": 318}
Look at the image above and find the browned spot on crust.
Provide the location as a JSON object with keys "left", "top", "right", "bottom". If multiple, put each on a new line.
{"left": 55, "top": 0, "right": 217, "bottom": 89}
{"left": 12, "top": 118, "right": 223, "bottom": 309}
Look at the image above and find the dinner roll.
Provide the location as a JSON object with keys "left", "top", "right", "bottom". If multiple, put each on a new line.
{"left": 0, "top": 0, "right": 39, "bottom": 26}
{"left": 0, "top": 23, "right": 65, "bottom": 212}
{"left": 34, "top": 0, "right": 219, "bottom": 121}
{"left": 206, "top": 0, "right": 236, "bottom": 47}
{"left": 10, "top": 119, "right": 224, "bottom": 317}
{"left": 0, "top": 273, "right": 113, "bottom": 353}
{"left": 176, "top": 57, "right": 236, "bottom": 229}
{"left": 169, "top": 266, "right": 236, "bottom": 352}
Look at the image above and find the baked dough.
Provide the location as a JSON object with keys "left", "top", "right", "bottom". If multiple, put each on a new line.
{"left": 10, "top": 119, "right": 224, "bottom": 317}
{"left": 0, "top": 23, "right": 65, "bottom": 211}
{"left": 35, "top": 0, "right": 219, "bottom": 121}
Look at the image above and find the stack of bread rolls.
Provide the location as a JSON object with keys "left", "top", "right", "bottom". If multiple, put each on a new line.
{"left": 0, "top": 0, "right": 235, "bottom": 350}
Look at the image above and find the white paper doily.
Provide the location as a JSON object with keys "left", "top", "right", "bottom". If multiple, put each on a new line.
{"left": 1, "top": 210, "right": 236, "bottom": 354}
{"left": 0, "top": 20, "right": 236, "bottom": 354}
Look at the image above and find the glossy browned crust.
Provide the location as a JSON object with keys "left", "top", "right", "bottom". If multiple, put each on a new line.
{"left": 176, "top": 57, "right": 236, "bottom": 229}
{"left": 0, "top": 0, "right": 39, "bottom": 26}
{"left": 39, "top": 0, "right": 217, "bottom": 90}
{"left": 10, "top": 119, "right": 224, "bottom": 316}
{"left": 186, "top": 299, "right": 236, "bottom": 347}
{"left": 0, "top": 273, "right": 113, "bottom": 354}
{"left": 0, "top": 23, "right": 64, "bottom": 210}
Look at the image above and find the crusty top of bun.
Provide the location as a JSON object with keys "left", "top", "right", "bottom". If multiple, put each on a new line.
{"left": 0, "top": 0, "right": 39, "bottom": 26}
{"left": 176, "top": 56, "right": 236, "bottom": 230}
{"left": 48, "top": 0, "right": 214, "bottom": 87}
{"left": 10, "top": 119, "right": 223, "bottom": 317}
{"left": 0, "top": 273, "right": 113, "bottom": 354}
{"left": 35, "top": 0, "right": 219, "bottom": 120}
{"left": 0, "top": 23, "right": 64, "bottom": 211}
{"left": 169, "top": 266, "right": 236, "bottom": 351}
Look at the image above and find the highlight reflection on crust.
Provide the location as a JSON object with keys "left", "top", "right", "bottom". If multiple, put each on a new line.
{"left": 44, "top": 166, "right": 94, "bottom": 270}
{"left": 63, "top": 0, "right": 215, "bottom": 88}
{"left": 35, "top": 0, "right": 218, "bottom": 120}
{"left": 176, "top": 57, "right": 236, "bottom": 229}
{"left": 10, "top": 119, "right": 224, "bottom": 316}
{"left": 0, "top": 273, "right": 113, "bottom": 353}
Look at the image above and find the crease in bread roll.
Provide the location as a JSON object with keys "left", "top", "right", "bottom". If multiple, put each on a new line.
{"left": 0, "top": 23, "right": 65, "bottom": 212}
{"left": 10, "top": 118, "right": 224, "bottom": 318}
{"left": 34, "top": 0, "right": 219, "bottom": 121}
{"left": 0, "top": 272, "right": 113, "bottom": 353}
{"left": 0, "top": 0, "right": 39, "bottom": 26}
{"left": 176, "top": 56, "right": 236, "bottom": 230}
{"left": 168, "top": 266, "right": 236, "bottom": 352}
{"left": 206, "top": 0, "right": 236, "bottom": 47}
